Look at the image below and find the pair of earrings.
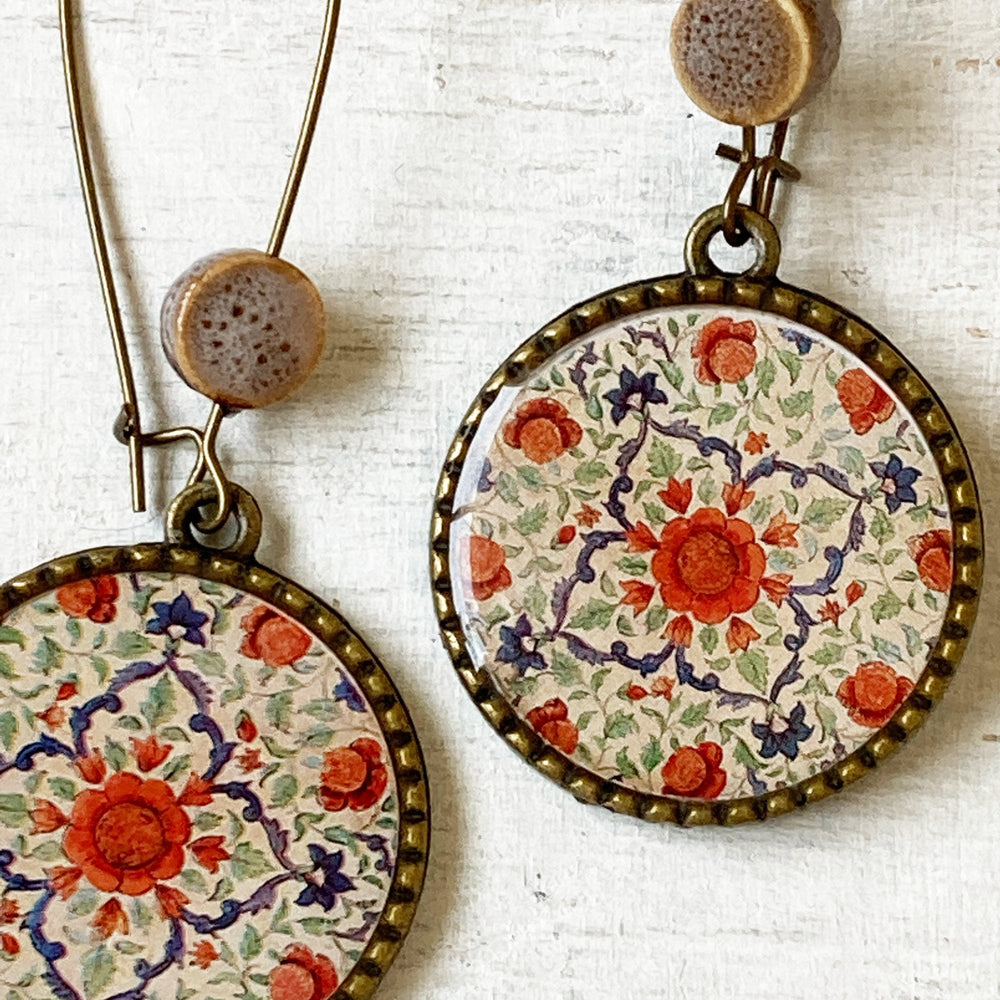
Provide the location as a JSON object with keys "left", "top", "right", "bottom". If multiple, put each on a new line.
{"left": 1, "top": 1, "right": 983, "bottom": 998}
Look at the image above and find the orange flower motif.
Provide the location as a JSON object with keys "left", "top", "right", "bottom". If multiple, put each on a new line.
{"left": 818, "top": 599, "right": 845, "bottom": 626}
{"left": 726, "top": 617, "right": 761, "bottom": 653}
{"left": 651, "top": 508, "right": 766, "bottom": 625}
{"left": 573, "top": 504, "right": 602, "bottom": 528}
{"left": 846, "top": 581, "right": 865, "bottom": 606}
{"left": 238, "top": 749, "right": 264, "bottom": 773}
{"left": 907, "top": 530, "right": 953, "bottom": 593}
{"left": 837, "top": 661, "right": 914, "bottom": 729}
{"left": 626, "top": 685, "right": 648, "bottom": 701}
{"left": 30, "top": 800, "right": 68, "bottom": 835}
{"left": 55, "top": 576, "right": 120, "bottom": 624}
{"left": 131, "top": 735, "right": 172, "bottom": 773}
{"left": 269, "top": 945, "right": 339, "bottom": 1000}
{"left": 620, "top": 580, "right": 654, "bottom": 617}
{"left": 651, "top": 676, "right": 675, "bottom": 700}
{"left": 0, "top": 900, "right": 19, "bottom": 924}
{"left": 761, "top": 511, "right": 799, "bottom": 548}
{"left": 658, "top": 478, "right": 693, "bottom": 515}
{"left": 63, "top": 772, "right": 191, "bottom": 896}
{"left": 76, "top": 750, "right": 107, "bottom": 785}
{"left": 317, "top": 738, "right": 388, "bottom": 813}
{"left": 154, "top": 884, "right": 190, "bottom": 919}
{"left": 556, "top": 525, "right": 576, "bottom": 545}
{"left": 56, "top": 681, "right": 78, "bottom": 701}
{"left": 525, "top": 698, "right": 579, "bottom": 755}
{"left": 502, "top": 398, "right": 583, "bottom": 464}
{"left": 663, "top": 614, "right": 694, "bottom": 648}
{"left": 760, "top": 574, "right": 792, "bottom": 606}
{"left": 178, "top": 773, "right": 214, "bottom": 807}
{"left": 1, "top": 933, "right": 18, "bottom": 956}
{"left": 625, "top": 522, "right": 659, "bottom": 553}
{"left": 47, "top": 866, "right": 83, "bottom": 901}
{"left": 92, "top": 898, "right": 129, "bottom": 939}
{"left": 661, "top": 742, "right": 727, "bottom": 798}
{"left": 35, "top": 705, "right": 66, "bottom": 731}
{"left": 192, "top": 941, "right": 220, "bottom": 970}
{"left": 467, "top": 536, "right": 513, "bottom": 602}
{"left": 236, "top": 711, "right": 258, "bottom": 743}
{"left": 240, "top": 607, "right": 312, "bottom": 668}
{"left": 691, "top": 317, "right": 757, "bottom": 385}
{"left": 190, "top": 836, "right": 231, "bottom": 874}
{"left": 836, "top": 368, "right": 895, "bottom": 435}
{"left": 722, "top": 481, "right": 754, "bottom": 516}
{"left": 744, "top": 431, "right": 769, "bottom": 455}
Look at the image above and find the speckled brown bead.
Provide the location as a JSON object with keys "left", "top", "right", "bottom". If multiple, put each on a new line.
{"left": 161, "top": 249, "right": 325, "bottom": 409}
{"left": 671, "top": 0, "right": 841, "bottom": 126}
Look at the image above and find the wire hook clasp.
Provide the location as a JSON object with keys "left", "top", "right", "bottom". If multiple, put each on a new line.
{"left": 716, "top": 120, "right": 801, "bottom": 247}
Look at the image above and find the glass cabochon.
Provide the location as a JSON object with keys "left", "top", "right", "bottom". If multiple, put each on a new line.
{"left": 441, "top": 297, "right": 980, "bottom": 822}
{"left": 0, "top": 550, "right": 426, "bottom": 1000}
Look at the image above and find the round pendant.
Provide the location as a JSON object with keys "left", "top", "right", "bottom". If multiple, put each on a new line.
{"left": 0, "top": 544, "right": 427, "bottom": 998}
{"left": 432, "top": 272, "right": 982, "bottom": 825}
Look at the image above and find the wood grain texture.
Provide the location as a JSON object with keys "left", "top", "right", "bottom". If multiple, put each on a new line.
{"left": 1, "top": 1, "right": 999, "bottom": 997}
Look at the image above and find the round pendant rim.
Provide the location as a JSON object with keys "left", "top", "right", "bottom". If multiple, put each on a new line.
{"left": 431, "top": 271, "right": 984, "bottom": 827}
{"left": 0, "top": 542, "right": 429, "bottom": 997}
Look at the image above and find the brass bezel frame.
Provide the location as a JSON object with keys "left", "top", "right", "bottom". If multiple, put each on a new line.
{"left": 431, "top": 272, "right": 983, "bottom": 827}
{"left": 0, "top": 543, "right": 429, "bottom": 1000}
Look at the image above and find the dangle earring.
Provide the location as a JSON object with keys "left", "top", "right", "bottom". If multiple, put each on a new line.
{"left": 433, "top": 0, "right": 982, "bottom": 825}
{"left": 0, "top": 2, "right": 427, "bottom": 995}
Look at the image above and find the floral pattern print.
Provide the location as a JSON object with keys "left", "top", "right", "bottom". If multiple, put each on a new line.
{"left": 451, "top": 306, "right": 952, "bottom": 801}
{"left": 0, "top": 573, "right": 397, "bottom": 998}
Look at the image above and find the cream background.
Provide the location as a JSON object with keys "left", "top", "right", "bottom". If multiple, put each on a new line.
{"left": 1, "top": 2, "right": 998, "bottom": 998}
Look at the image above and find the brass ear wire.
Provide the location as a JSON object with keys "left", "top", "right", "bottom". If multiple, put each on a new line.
{"left": 716, "top": 119, "right": 801, "bottom": 247}
{"left": 59, "top": 0, "right": 343, "bottom": 528}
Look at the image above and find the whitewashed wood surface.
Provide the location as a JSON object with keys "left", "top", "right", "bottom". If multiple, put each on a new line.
{"left": 2, "top": 2, "right": 999, "bottom": 997}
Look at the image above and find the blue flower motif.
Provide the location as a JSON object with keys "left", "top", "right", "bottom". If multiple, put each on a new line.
{"left": 296, "top": 845, "right": 356, "bottom": 911}
{"left": 477, "top": 457, "right": 494, "bottom": 494}
{"left": 146, "top": 593, "right": 209, "bottom": 647}
{"left": 603, "top": 367, "right": 668, "bottom": 425}
{"left": 780, "top": 327, "right": 814, "bottom": 355}
{"left": 751, "top": 703, "right": 814, "bottom": 761}
{"left": 334, "top": 668, "right": 365, "bottom": 712}
{"left": 496, "top": 614, "right": 546, "bottom": 674}
{"left": 870, "top": 453, "right": 921, "bottom": 514}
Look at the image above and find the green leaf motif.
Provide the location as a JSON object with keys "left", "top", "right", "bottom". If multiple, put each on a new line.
{"left": 550, "top": 651, "right": 584, "bottom": 688}
{"left": 640, "top": 737, "right": 665, "bottom": 773}
{"left": 802, "top": 496, "right": 852, "bottom": 531}
{"left": 656, "top": 360, "right": 685, "bottom": 391}
{"left": 516, "top": 466, "right": 545, "bottom": 490}
{"left": 523, "top": 583, "right": 548, "bottom": 623}
{"left": 709, "top": 402, "right": 737, "bottom": 427}
{"left": 140, "top": 675, "right": 175, "bottom": 729}
{"left": 82, "top": 945, "right": 116, "bottom": 999}
{"left": 838, "top": 446, "right": 867, "bottom": 478}
{"left": 32, "top": 637, "right": 62, "bottom": 674}
{"left": 515, "top": 504, "right": 548, "bottom": 535}
{"left": 189, "top": 651, "right": 227, "bottom": 677}
{"left": 0, "top": 712, "right": 16, "bottom": 751}
{"left": 779, "top": 390, "right": 814, "bottom": 418}
{"left": 267, "top": 691, "right": 293, "bottom": 732}
{"left": 756, "top": 357, "right": 776, "bottom": 397}
{"left": 585, "top": 391, "right": 604, "bottom": 421}
{"left": 870, "top": 508, "right": 895, "bottom": 545}
{"left": 645, "top": 605, "right": 669, "bottom": 633}
{"left": 567, "top": 599, "right": 617, "bottom": 631}
{"left": 736, "top": 651, "right": 769, "bottom": 694}
{"left": 777, "top": 350, "right": 802, "bottom": 384}
{"left": 110, "top": 632, "right": 153, "bottom": 659}
{"left": 809, "top": 643, "right": 844, "bottom": 665}
{"left": 104, "top": 739, "right": 128, "bottom": 773}
{"left": 647, "top": 439, "right": 682, "bottom": 480}
{"left": 590, "top": 667, "right": 612, "bottom": 694}
{"left": 699, "top": 627, "right": 718, "bottom": 655}
{"left": 0, "top": 794, "right": 27, "bottom": 829}
{"left": 48, "top": 777, "right": 76, "bottom": 802}
{"left": 575, "top": 461, "right": 610, "bottom": 486}
{"left": 229, "top": 842, "right": 277, "bottom": 880}
{"left": 604, "top": 710, "right": 639, "bottom": 740}
{"left": 240, "top": 925, "right": 263, "bottom": 961}
{"left": 496, "top": 471, "right": 522, "bottom": 508}
{"left": 901, "top": 623, "right": 924, "bottom": 657}
{"left": 617, "top": 555, "right": 648, "bottom": 575}
{"left": 751, "top": 604, "right": 778, "bottom": 627}
{"left": 615, "top": 749, "right": 639, "bottom": 779}
{"left": 0, "top": 627, "right": 25, "bottom": 649}
{"left": 871, "top": 591, "right": 903, "bottom": 624}
{"left": 680, "top": 701, "right": 710, "bottom": 727}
